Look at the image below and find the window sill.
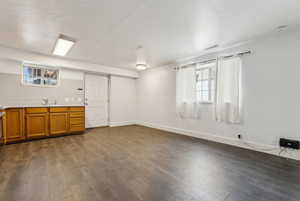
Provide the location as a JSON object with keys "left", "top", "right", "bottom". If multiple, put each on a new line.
{"left": 21, "top": 83, "right": 59, "bottom": 88}
{"left": 199, "top": 101, "right": 214, "bottom": 105}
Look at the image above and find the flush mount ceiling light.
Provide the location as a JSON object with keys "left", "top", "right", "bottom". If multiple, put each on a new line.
{"left": 136, "top": 63, "right": 147, "bottom": 70}
{"left": 53, "top": 34, "right": 76, "bottom": 56}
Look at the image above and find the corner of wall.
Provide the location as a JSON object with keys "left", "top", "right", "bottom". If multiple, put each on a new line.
{"left": 110, "top": 121, "right": 137, "bottom": 127}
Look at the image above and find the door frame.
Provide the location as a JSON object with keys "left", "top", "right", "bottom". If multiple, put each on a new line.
{"left": 84, "top": 73, "right": 110, "bottom": 128}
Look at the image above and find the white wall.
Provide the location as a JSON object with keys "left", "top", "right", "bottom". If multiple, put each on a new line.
{"left": 110, "top": 76, "right": 137, "bottom": 126}
{"left": 0, "top": 59, "right": 84, "bottom": 79}
{"left": 0, "top": 59, "right": 85, "bottom": 106}
{"left": 137, "top": 29, "right": 300, "bottom": 160}
{"left": 0, "top": 58, "right": 139, "bottom": 127}
{"left": 0, "top": 45, "right": 138, "bottom": 78}
{"left": 0, "top": 45, "right": 138, "bottom": 107}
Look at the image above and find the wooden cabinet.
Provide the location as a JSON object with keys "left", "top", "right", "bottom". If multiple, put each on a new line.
{"left": 26, "top": 110, "right": 49, "bottom": 139}
{"left": 69, "top": 107, "right": 85, "bottom": 133}
{"left": 5, "top": 108, "right": 25, "bottom": 143}
{"left": 26, "top": 107, "right": 48, "bottom": 114}
{"left": 50, "top": 112, "right": 69, "bottom": 135}
{"left": 3, "top": 106, "right": 85, "bottom": 144}
{"left": 0, "top": 109, "right": 4, "bottom": 144}
{"left": 69, "top": 107, "right": 85, "bottom": 112}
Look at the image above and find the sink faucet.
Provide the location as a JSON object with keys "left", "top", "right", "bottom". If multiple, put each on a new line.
{"left": 42, "top": 98, "right": 49, "bottom": 105}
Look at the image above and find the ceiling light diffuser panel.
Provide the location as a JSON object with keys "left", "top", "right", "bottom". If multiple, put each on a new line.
{"left": 53, "top": 35, "right": 76, "bottom": 56}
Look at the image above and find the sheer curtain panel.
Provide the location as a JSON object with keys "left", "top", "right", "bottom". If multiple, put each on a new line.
{"left": 215, "top": 57, "right": 242, "bottom": 123}
{"left": 176, "top": 65, "right": 201, "bottom": 119}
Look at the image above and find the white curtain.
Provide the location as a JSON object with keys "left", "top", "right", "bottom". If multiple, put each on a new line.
{"left": 215, "top": 57, "right": 242, "bottom": 123}
{"left": 176, "top": 65, "right": 201, "bottom": 119}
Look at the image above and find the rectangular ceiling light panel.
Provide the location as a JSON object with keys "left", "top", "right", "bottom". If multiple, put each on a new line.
{"left": 53, "top": 35, "right": 76, "bottom": 56}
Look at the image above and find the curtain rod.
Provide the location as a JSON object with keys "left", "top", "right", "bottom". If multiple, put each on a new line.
{"left": 174, "top": 50, "right": 251, "bottom": 70}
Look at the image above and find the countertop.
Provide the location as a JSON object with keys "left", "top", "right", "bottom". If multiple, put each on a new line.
{"left": 0, "top": 105, "right": 85, "bottom": 109}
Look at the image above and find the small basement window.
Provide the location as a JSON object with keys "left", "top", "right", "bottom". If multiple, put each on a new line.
{"left": 196, "top": 62, "right": 216, "bottom": 103}
{"left": 22, "top": 63, "right": 60, "bottom": 87}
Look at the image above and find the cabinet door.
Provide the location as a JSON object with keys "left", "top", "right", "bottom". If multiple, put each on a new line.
{"left": 5, "top": 109, "right": 25, "bottom": 143}
{"left": 26, "top": 113, "right": 49, "bottom": 138}
{"left": 0, "top": 110, "right": 4, "bottom": 144}
{"left": 50, "top": 113, "right": 69, "bottom": 135}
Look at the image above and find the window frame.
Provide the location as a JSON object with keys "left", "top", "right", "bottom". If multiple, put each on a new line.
{"left": 22, "top": 62, "right": 60, "bottom": 88}
{"left": 195, "top": 62, "right": 216, "bottom": 104}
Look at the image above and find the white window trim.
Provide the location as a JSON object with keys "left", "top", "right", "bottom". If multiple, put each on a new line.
{"left": 22, "top": 62, "right": 61, "bottom": 87}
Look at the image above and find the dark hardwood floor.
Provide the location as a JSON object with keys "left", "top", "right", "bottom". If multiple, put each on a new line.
{"left": 0, "top": 125, "right": 299, "bottom": 201}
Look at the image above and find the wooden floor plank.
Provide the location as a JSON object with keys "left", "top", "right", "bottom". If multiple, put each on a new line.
{"left": 0, "top": 125, "right": 299, "bottom": 201}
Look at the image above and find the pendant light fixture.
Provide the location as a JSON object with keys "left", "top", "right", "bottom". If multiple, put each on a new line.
{"left": 136, "top": 46, "right": 147, "bottom": 70}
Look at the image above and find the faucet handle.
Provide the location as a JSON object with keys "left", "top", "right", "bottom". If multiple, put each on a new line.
{"left": 42, "top": 98, "right": 49, "bottom": 105}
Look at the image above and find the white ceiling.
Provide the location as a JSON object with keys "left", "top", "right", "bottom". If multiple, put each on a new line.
{"left": 1, "top": 0, "right": 300, "bottom": 70}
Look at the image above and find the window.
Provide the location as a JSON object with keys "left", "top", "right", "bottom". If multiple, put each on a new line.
{"left": 22, "top": 63, "right": 59, "bottom": 87}
{"left": 196, "top": 63, "right": 216, "bottom": 103}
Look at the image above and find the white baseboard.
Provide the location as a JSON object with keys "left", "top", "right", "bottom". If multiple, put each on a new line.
{"left": 137, "top": 121, "right": 300, "bottom": 161}
{"left": 110, "top": 121, "right": 136, "bottom": 127}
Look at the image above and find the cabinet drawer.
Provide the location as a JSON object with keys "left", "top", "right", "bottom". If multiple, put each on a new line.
{"left": 70, "top": 117, "right": 84, "bottom": 125}
{"left": 50, "top": 107, "right": 69, "bottom": 113}
{"left": 70, "top": 124, "right": 85, "bottom": 132}
{"left": 26, "top": 107, "right": 48, "bottom": 114}
{"left": 70, "top": 112, "right": 84, "bottom": 117}
{"left": 69, "top": 107, "right": 85, "bottom": 112}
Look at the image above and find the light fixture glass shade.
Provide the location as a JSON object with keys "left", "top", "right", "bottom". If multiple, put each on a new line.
{"left": 136, "top": 64, "right": 147, "bottom": 70}
{"left": 53, "top": 35, "right": 75, "bottom": 56}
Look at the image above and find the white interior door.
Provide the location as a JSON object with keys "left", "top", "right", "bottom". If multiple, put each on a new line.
{"left": 85, "top": 74, "right": 109, "bottom": 128}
